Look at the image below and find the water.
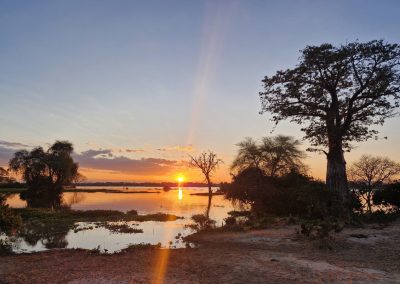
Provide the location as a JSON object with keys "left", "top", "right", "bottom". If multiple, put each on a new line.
{"left": 4, "top": 187, "right": 236, "bottom": 253}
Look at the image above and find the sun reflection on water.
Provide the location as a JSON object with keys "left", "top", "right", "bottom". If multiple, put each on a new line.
{"left": 178, "top": 188, "right": 183, "bottom": 200}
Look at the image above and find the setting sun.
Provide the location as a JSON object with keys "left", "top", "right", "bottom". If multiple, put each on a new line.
{"left": 176, "top": 174, "right": 185, "bottom": 183}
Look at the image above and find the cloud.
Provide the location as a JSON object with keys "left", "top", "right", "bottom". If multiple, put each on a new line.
{"left": 0, "top": 146, "right": 16, "bottom": 166}
{"left": 125, "top": 149, "right": 145, "bottom": 153}
{"left": 157, "top": 145, "right": 194, "bottom": 152}
{"left": 74, "top": 150, "right": 180, "bottom": 176}
{"left": 79, "top": 149, "right": 114, "bottom": 158}
{"left": 0, "top": 140, "right": 32, "bottom": 166}
{"left": 0, "top": 140, "right": 30, "bottom": 149}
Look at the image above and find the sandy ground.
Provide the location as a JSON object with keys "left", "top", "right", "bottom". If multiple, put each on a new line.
{"left": 1, "top": 221, "right": 400, "bottom": 284}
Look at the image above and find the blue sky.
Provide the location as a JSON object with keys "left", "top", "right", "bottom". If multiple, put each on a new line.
{"left": 1, "top": 0, "right": 400, "bottom": 181}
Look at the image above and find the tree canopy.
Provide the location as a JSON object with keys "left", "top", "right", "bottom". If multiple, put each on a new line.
{"left": 260, "top": 40, "right": 400, "bottom": 150}
{"left": 231, "top": 135, "right": 307, "bottom": 177}
{"left": 9, "top": 141, "right": 80, "bottom": 190}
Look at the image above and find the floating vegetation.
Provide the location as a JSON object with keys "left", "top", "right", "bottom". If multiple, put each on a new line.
{"left": 12, "top": 208, "right": 182, "bottom": 223}
{"left": 103, "top": 222, "right": 143, "bottom": 234}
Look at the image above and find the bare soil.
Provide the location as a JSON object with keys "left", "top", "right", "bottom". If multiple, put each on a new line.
{"left": 1, "top": 221, "right": 400, "bottom": 283}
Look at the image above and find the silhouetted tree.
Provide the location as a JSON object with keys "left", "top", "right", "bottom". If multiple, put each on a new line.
{"left": 231, "top": 135, "right": 307, "bottom": 177}
{"left": 8, "top": 141, "right": 81, "bottom": 209}
{"left": 260, "top": 40, "right": 400, "bottom": 201}
{"left": 189, "top": 151, "right": 223, "bottom": 217}
{"left": 349, "top": 155, "right": 400, "bottom": 212}
{"left": 9, "top": 141, "right": 80, "bottom": 191}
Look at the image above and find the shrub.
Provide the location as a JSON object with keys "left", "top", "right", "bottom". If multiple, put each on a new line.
{"left": 223, "top": 168, "right": 344, "bottom": 219}
{"left": 373, "top": 183, "right": 400, "bottom": 211}
{"left": 189, "top": 214, "right": 216, "bottom": 231}
{"left": 224, "top": 216, "right": 236, "bottom": 226}
{"left": 300, "top": 218, "right": 343, "bottom": 240}
{"left": 0, "top": 239, "right": 13, "bottom": 255}
{"left": 0, "top": 194, "right": 22, "bottom": 234}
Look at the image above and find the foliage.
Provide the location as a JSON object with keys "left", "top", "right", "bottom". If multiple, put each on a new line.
{"left": 231, "top": 135, "right": 307, "bottom": 177}
{"left": 300, "top": 218, "right": 343, "bottom": 240}
{"left": 354, "top": 209, "right": 399, "bottom": 224}
{"left": 7, "top": 208, "right": 181, "bottom": 250}
{"left": 349, "top": 155, "right": 400, "bottom": 212}
{"left": 103, "top": 222, "right": 143, "bottom": 234}
{"left": 9, "top": 141, "right": 80, "bottom": 190}
{"left": 188, "top": 214, "right": 216, "bottom": 231}
{"left": 222, "top": 168, "right": 346, "bottom": 219}
{"left": 373, "top": 182, "right": 400, "bottom": 211}
{"left": 260, "top": 40, "right": 400, "bottom": 151}
{"left": 0, "top": 167, "right": 15, "bottom": 184}
{"left": 260, "top": 40, "right": 400, "bottom": 197}
{"left": 123, "top": 242, "right": 162, "bottom": 251}
{"left": 0, "top": 239, "right": 13, "bottom": 255}
{"left": 0, "top": 194, "right": 22, "bottom": 234}
{"left": 13, "top": 208, "right": 181, "bottom": 223}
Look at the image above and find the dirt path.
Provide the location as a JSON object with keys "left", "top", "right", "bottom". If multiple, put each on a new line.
{"left": 1, "top": 222, "right": 400, "bottom": 283}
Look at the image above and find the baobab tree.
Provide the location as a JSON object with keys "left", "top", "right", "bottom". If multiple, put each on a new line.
{"left": 260, "top": 40, "right": 400, "bottom": 201}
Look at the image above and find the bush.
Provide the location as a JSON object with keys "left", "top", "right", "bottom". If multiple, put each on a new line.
{"left": 189, "top": 214, "right": 216, "bottom": 231}
{"left": 300, "top": 218, "right": 343, "bottom": 239}
{"left": 224, "top": 216, "right": 236, "bottom": 226}
{"left": 223, "top": 168, "right": 344, "bottom": 219}
{"left": 373, "top": 183, "right": 400, "bottom": 211}
{"left": 0, "top": 239, "right": 13, "bottom": 255}
{"left": 0, "top": 194, "right": 22, "bottom": 234}
{"left": 354, "top": 210, "right": 399, "bottom": 224}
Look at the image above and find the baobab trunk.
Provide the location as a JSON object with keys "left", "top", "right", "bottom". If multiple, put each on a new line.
{"left": 326, "top": 139, "right": 349, "bottom": 202}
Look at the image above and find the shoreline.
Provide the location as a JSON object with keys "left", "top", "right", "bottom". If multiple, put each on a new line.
{"left": 1, "top": 221, "right": 399, "bottom": 283}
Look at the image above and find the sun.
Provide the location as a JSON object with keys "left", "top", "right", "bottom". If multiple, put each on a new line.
{"left": 176, "top": 174, "right": 185, "bottom": 183}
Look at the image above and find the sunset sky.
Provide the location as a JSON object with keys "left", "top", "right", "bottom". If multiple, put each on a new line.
{"left": 1, "top": 0, "right": 400, "bottom": 182}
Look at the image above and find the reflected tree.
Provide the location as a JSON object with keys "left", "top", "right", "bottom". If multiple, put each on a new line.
{"left": 189, "top": 151, "right": 223, "bottom": 217}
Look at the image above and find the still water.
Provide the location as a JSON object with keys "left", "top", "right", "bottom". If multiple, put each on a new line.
{"left": 5, "top": 187, "right": 236, "bottom": 253}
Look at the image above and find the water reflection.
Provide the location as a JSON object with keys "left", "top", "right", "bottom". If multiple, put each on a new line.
{"left": 20, "top": 188, "right": 64, "bottom": 209}
{"left": 5, "top": 187, "right": 237, "bottom": 253}
{"left": 178, "top": 188, "right": 183, "bottom": 200}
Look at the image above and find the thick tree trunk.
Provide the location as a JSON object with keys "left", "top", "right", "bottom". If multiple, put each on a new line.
{"left": 326, "top": 139, "right": 349, "bottom": 202}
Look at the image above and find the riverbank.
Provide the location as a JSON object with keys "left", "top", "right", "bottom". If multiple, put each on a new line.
{"left": 1, "top": 221, "right": 399, "bottom": 283}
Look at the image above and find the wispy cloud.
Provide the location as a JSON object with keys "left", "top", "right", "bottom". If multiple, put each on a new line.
{"left": 0, "top": 140, "right": 32, "bottom": 166}
{"left": 125, "top": 149, "right": 146, "bottom": 153}
{"left": 157, "top": 145, "right": 194, "bottom": 152}
{"left": 0, "top": 140, "right": 30, "bottom": 149}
